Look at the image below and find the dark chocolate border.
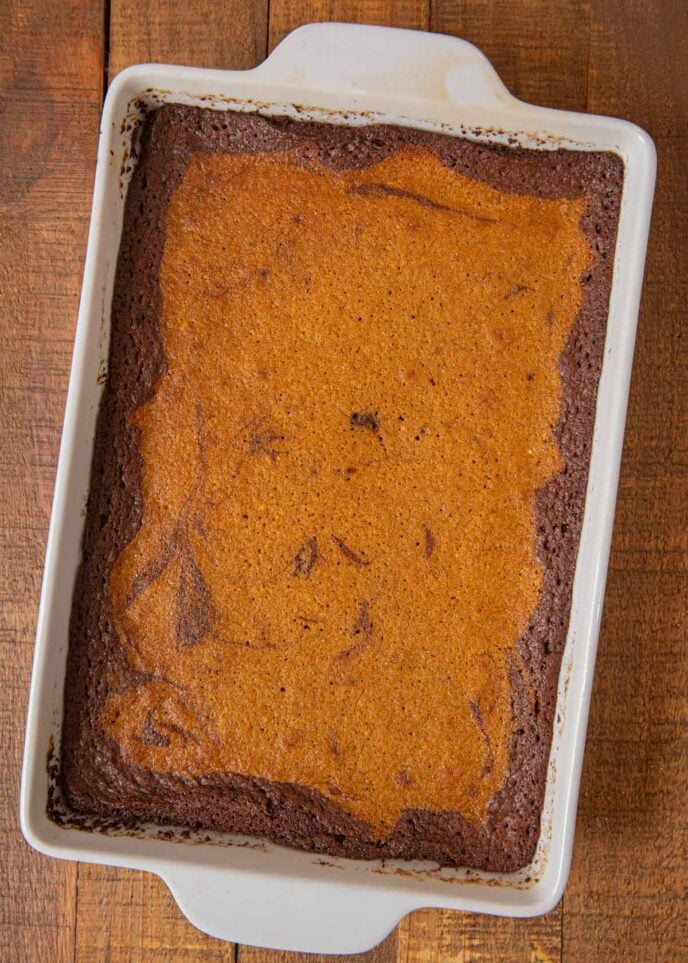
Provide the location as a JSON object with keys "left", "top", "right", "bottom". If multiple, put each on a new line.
{"left": 56, "top": 106, "right": 623, "bottom": 872}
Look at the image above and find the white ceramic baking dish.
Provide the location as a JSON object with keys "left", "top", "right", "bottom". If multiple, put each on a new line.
{"left": 21, "top": 22, "right": 655, "bottom": 955}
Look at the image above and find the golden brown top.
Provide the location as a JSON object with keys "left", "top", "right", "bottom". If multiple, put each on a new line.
{"left": 104, "top": 145, "right": 589, "bottom": 834}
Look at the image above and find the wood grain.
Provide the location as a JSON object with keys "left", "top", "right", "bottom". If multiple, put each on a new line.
{"left": 0, "top": 1, "right": 104, "bottom": 962}
{"left": 239, "top": 934, "right": 398, "bottom": 963}
{"left": 431, "top": 0, "right": 591, "bottom": 111}
{"left": 75, "top": 865, "right": 237, "bottom": 962}
{"left": 3, "top": 1, "right": 686, "bottom": 961}
{"left": 564, "top": 1, "right": 688, "bottom": 960}
{"left": 268, "top": 0, "right": 429, "bottom": 50}
{"left": 109, "top": 0, "right": 269, "bottom": 78}
{"left": 396, "top": 908, "right": 562, "bottom": 963}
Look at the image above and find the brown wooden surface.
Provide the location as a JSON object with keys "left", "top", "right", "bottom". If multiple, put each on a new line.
{"left": 1, "top": 0, "right": 685, "bottom": 960}
{"left": 0, "top": 2, "right": 104, "bottom": 961}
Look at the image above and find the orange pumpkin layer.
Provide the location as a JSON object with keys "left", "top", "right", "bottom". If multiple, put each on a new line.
{"left": 104, "top": 144, "right": 589, "bottom": 835}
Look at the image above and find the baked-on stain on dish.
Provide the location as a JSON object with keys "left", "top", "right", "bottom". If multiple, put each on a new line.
{"left": 106, "top": 145, "right": 588, "bottom": 829}
{"left": 60, "top": 108, "right": 623, "bottom": 871}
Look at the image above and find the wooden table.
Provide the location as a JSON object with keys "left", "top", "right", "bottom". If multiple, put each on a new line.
{"left": 1, "top": 1, "right": 685, "bottom": 960}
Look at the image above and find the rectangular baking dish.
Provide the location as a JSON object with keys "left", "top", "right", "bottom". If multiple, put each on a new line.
{"left": 20, "top": 23, "right": 655, "bottom": 955}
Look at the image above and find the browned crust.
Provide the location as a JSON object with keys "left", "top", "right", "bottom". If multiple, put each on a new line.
{"left": 56, "top": 106, "right": 623, "bottom": 871}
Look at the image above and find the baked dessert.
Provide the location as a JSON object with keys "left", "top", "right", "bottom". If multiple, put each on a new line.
{"left": 57, "top": 105, "right": 623, "bottom": 871}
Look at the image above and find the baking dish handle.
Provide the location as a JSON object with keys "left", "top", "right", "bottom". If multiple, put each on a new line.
{"left": 163, "top": 866, "right": 415, "bottom": 954}
{"left": 254, "top": 22, "right": 514, "bottom": 109}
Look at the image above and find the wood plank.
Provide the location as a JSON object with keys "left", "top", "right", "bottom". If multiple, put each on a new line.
{"left": 0, "top": 1, "right": 105, "bottom": 961}
{"left": 431, "top": 0, "right": 591, "bottom": 111}
{"left": 564, "top": 0, "right": 688, "bottom": 959}
{"left": 396, "top": 908, "right": 562, "bottom": 962}
{"left": 74, "top": 1, "right": 271, "bottom": 958}
{"left": 75, "top": 865, "right": 236, "bottom": 962}
{"left": 109, "top": 0, "right": 269, "bottom": 78}
{"left": 269, "top": 0, "right": 429, "bottom": 50}
{"left": 239, "top": 933, "right": 398, "bottom": 963}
